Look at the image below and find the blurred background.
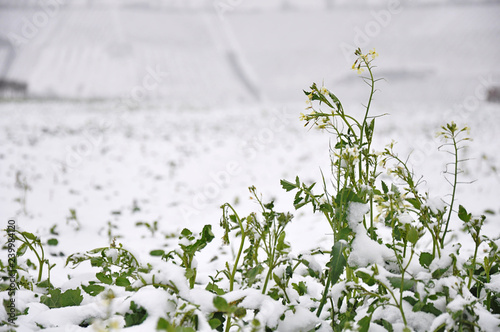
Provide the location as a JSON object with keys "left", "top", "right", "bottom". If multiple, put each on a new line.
{"left": 1, "top": 0, "right": 499, "bottom": 107}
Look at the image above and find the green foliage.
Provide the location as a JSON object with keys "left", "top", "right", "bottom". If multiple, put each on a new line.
{"left": 162, "top": 225, "right": 215, "bottom": 288}
{"left": 40, "top": 288, "right": 83, "bottom": 308}
{"left": 136, "top": 220, "right": 158, "bottom": 237}
{"left": 124, "top": 301, "right": 148, "bottom": 327}
{"left": 66, "top": 242, "right": 151, "bottom": 290}
{"left": 13, "top": 230, "right": 55, "bottom": 287}
{"left": 81, "top": 283, "right": 105, "bottom": 296}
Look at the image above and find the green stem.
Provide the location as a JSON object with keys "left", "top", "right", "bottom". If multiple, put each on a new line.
{"left": 225, "top": 318, "right": 232, "bottom": 332}
{"left": 441, "top": 136, "right": 459, "bottom": 248}
{"left": 383, "top": 280, "right": 408, "bottom": 327}
{"left": 358, "top": 61, "right": 375, "bottom": 181}
{"left": 316, "top": 264, "right": 333, "bottom": 317}
{"left": 262, "top": 242, "right": 277, "bottom": 294}
{"left": 230, "top": 231, "right": 246, "bottom": 292}
{"left": 467, "top": 240, "right": 479, "bottom": 289}
{"left": 399, "top": 248, "right": 414, "bottom": 310}
{"left": 18, "top": 232, "right": 45, "bottom": 283}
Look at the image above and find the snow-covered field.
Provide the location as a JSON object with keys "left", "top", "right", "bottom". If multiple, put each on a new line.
{"left": 1, "top": 2, "right": 500, "bottom": 331}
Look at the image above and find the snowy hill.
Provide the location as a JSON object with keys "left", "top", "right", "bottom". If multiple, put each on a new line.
{"left": 0, "top": 1, "right": 499, "bottom": 106}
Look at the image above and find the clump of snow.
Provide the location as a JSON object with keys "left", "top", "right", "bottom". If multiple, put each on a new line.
{"left": 226, "top": 289, "right": 286, "bottom": 328}
{"left": 485, "top": 273, "right": 500, "bottom": 292}
{"left": 446, "top": 295, "right": 468, "bottom": 312}
{"left": 32, "top": 302, "right": 104, "bottom": 328}
{"left": 277, "top": 306, "right": 320, "bottom": 332}
{"left": 330, "top": 280, "right": 346, "bottom": 308}
{"left": 429, "top": 252, "right": 453, "bottom": 274}
{"left": 476, "top": 302, "right": 500, "bottom": 331}
{"left": 300, "top": 254, "right": 323, "bottom": 276}
{"left": 347, "top": 202, "right": 370, "bottom": 230}
{"left": 348, "top": 231, "right": 393, "bottom": 267}
{"left": 426, "top": 197, "right": 446, "bottom": 214}
{"left": 398, "top": 212, "right": 414, "bottom": 225}
{"left": 429, "top": 313, "right": 454, "bottom": 331}
{"left": 104, "top": 248, "right": 119, "bottom": 263}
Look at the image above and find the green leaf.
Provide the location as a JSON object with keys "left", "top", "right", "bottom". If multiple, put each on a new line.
{"left": 37, "top": 279, "right": 52, "bottom": 289}
{"left": 273, "top": 273, "right": 283, "bottom": 287}
{"left": 40, "top": 288, "right": 83, "bottom": 308}
{"left": 22, "top": 232, "right": 37, "bottom": 241}
{"left": 124, "top": 301, "right": 148, "bottom": 327}
{"left": 246, "top": 264, "right": 263, "bottom": 286}
{"left": 233, "top": 307, "right": 246, "bottom": 318}
{"left": 419, "top": 252, "right": 434, "bottom": 269}
{"left": 407, "top": 198, "right": 421, "bottom": 210}
{"left": 292, "top": 281, "right": 307, "bottom": 296}
{"left": 276, "top": 232, "right": 289, "bottom": 252}
{"left": 149, "top": 249, "right": 165, "bottom": 256}
{"left": 419, "top": 303, "right": 442, "bottom": 316}
{"left": 387, "top": 277, "right": 415, "bottom": 291}
{"left": 335, "top": 188, "right": 364, "bottom": 206}
{"left": 458, "top": 205, "right": 471, "bottom": 223}
{"left": 280, "top": 179, "right": 297, "bottom": 192}
{"left": 432, "top": 266, "right": 450, "bottom": 279}
{"left": 338, "top": 227, "right": 351, "bottom": 241}
{"left": 90, "top": 257, "right": 104, "bottom": 267}
{"left": 335, "top": 140, "right": 347, "bottom": 149}
{"left": 209, "top": 318, "right": 222, "bottom": 329}
{"left": 328, "top": 241, "right": 347, "bottom": 286}
{"left": 213, "top": 296, "right": 229, "bottom": 312}
{"left": 381, "top": 181, "right": 389, "bottom": 194}
{"left": 356, "top": 271, "right": 376, "bottom": 286}
{"left": 96, "top": 272, "right": 113, "bottom": 285}
{"left": 358, "top": 316, "right": 371, "bottom": 332}
{"left": 82, "top": 284, "right": 105, "bottom": 296}
{"left": 200, "top": 224, "right": 215, "bottom": 247}
{"left": 185, "top": 268, "right": 195, "bottom": 280}
{"left": 319, "top": 203, "right": 333, "bottom": 214}
{"left": 40, "top": 289, "right": 61, "bottom": 308}
{"left": 206, "top": 282, "right": 225, "bottom": 295}
{"left": 17, "top": 243, "right": 28, "bottom": 256}
{"left": 403, "top": 296, "right": 417, "bottom": 306}
{"left": 374, "top": 318, "right": 394, "bottom": 332}
{"left": 264, "top": 201, "right": 275, "bottom": 210}
{"left": 47, "top": 238, "right": 58, "bottom": 246}
{"left": 157, "top": 317, "right": 170, "bottom": 330}
{"left": 116, "top": 276, "right": 131, "bottom": 287}
{"left": 60, "top": 288, "right": 84, "bottom": 307}
{"left": 180, "top": 228, "right": 193, "bottom": 238}
{"left": 407, "top": 226, "right": 419, "bottom": 245}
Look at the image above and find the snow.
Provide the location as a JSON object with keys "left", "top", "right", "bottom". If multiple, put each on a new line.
{"left": 300, "top": 254, "right": 323, "bottom": 276}
{"left": 476, "top": 304, "right": 500, "bottom": 332}
{"left": 425, "top": 197, "right": 446, "bottom": 215}
{"left": 398, "top": 212, "right": 413, "bottom": 225}
{"left": 104, "top": 248, "right": 119, "bottom": 263}
{"left": 31, "top": 303, "right": 104, "bottom": 328}
{"left": 347, "top": 202, "right": 369, "bottom": 230}
{"left": 429, "top": 313, "right": 454, "bottom": 332}
{"left": 348, "top": 230, "right": 394, "bottom": 268}
{"left": 485, "top": 274, "right": 500, "bottom": 293}
{"left": 277, "top": 306, "right": 320, "bottom": 332}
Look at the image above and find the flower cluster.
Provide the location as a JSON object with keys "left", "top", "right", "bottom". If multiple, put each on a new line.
{"left": 335, "top": 146, "right": 360, "bottom": 169}
{"left": 352, "top": 48, "right": 378, "bottom": 74}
